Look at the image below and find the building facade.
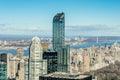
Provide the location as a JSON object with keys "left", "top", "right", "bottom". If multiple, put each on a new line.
{"left": 16, "top": 60, "right": 24, "bottom": 80}
{"left": 43, "top": 51, "right": 57, "bottom": 73}
{"left": 0, "top": 53, "right": 7, "bottom": 63}
{"left": 52, "top": 12, "right": 70, "bottom": 72}
{"left": 53, "top": 12, "right": 65, "bottom": 49}
{"left": 0, "top": 62, "right": 7, "bottom": 80}
{"left": 16, "top": 48, "right": 24, "bottom": 59}
{"left": 29, "top": 36, "right": 47, "bottom": 80}
{"left": 9, "top": 57, "right": 20, "bottom": 79}
{"left": 24, "top": 57, "right": 29, "bottom": 80}
{"left": 56, "top": 45, "right": 70, "bottom": 72}
{"left": 39, "top": 72, "right": 92, "bottom": 80}
{"left": 0, "top": 53, "right": 12, "bottom": 79}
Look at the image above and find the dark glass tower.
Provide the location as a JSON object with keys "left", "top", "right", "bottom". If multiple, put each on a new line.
{"left": 52, "top": 12, "right": 70, "bottom": 72}
{"left": 53, "top": 12, "right": 65, "bottom": 49}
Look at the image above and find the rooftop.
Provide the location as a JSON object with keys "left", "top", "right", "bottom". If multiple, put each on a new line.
{"left": 53, "top": 12, "right": 64, "bottom": 21}
{"left": 40, "top": 72, "right": 92, "bottom": 79}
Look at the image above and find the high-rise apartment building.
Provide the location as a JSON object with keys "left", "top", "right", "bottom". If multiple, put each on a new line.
{"left": 0, "top": 53, "right": 12, "bottom": 79}
{"left": 83, "top": 53, "right": 90, "bottom": 73}
{"left": 16, "top": 48, "right": 24, "bottom": 59}
{"left": 0, "top": 62, "right": 7, "bottom": 80}
{"left": 43, "top": 51, "right": 57, "bottom": 73}
{"left": 53, "top": 12, "right": 65, "bottom": 49}
{"left": 9, "top": 56, "right": 20, "bottom": 79}
{"left": 29, "top": 36, "right": 47, "bottom": 80}
{"left": 0, "top": 53, "right": 7, "bottom": 63}
{"left": 24, "top": 57, "right": 29, "bottom": 80}
{"left": 52, "top": 13, "right": 70, "bottom": 72}
{"left": 16, "top": 60, "right": 24, "bottom": 80}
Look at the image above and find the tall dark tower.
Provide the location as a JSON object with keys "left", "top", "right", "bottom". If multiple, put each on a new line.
{"left": 52, "top": 12, "right": 70, "bottom": 72}
{"left": 53, "top": 12, "right": 65, "bottom": 49}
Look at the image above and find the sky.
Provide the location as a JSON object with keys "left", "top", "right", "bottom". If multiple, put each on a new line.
{"left": 0, "top": 0, "right": 120, "bottom": 36}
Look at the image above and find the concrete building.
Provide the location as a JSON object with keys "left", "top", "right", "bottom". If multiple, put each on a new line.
{"left": 70, "top": 49, "right": 84, "bottom": 73}
{"left": 28, "top": 36, "right": 47, "bottom": 80}
{"left": 24, "top": 57, "right": 29, "bottom": 80}
{"left": 83, "top": 51, "right": 90, "bottom": 73}
{"left": 15, "top": 48, "right": 25, "bottom": 80}
{"left": 9, "top": 55, "right": 25, "bottom": 80}
{"left": 52, "top": 12, "right": 70, "bottom": 72}
{"left": 41, "top": 43, "right": 49, "bottom": 52}
{"left": 16, "top": 48, "right": 24, "bottom": 59}
{"left": 39, "top": 72, "right": 92, "bottom": 80}
{"left": 0, "top": 53, "right": 24, "bottom": 80}
{"left": 9, "top": 56, "right": 20, "bottom": 79}
{"left": 16, "top": 60, "right": 24, "bottom": 80}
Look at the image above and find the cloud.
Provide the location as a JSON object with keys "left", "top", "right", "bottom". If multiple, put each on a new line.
{"left": 0, "top": 24, "right": 52, "bottom": 35}
{"left": 66, "top": 24, "right": 120, "bottom": 36}
{"left": 0, "top": 24, "right": 6, "bottom": 26}
{"left": 0, "top": 24, "right": 120, "bottom": 36}
{"left": 66, "top": 24, "right": 112, "bottom": 31}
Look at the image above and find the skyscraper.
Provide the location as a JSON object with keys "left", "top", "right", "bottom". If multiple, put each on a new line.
{"left": 0, "top": 53, "right": 12, "bottom": 79}
{"left": 16, "top": 48, "right": 24, "bottom": 59}
{"left": 29, "top": 36, "right": 47, "bottom": 80}
{"left": 53, "top": 12, "right": 65, "bottom": 49}
{"left": 43, "top": 51, "right": 58, "bottom": 73}
{"left": 0, "top": 62, "right": 7, "bottom": 80}
{"left": 16, "top": 60, "right": 24, "bottom": 80}
{"left": 52, "top": 13, "right": 70, "bottom": 72}
{"left": 0, "top": 53, "right": 7, "bottom": 63}
{"left": 24, "top": 57, "right": 29, "bottom": 80}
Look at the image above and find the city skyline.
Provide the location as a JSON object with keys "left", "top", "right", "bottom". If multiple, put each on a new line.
{"left": 0, "top": 0, "right": 120, "bottom": 36}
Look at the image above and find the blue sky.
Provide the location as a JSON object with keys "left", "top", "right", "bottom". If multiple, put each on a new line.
{"left": 0, "top": 0, "right": 120, "bottom": 36}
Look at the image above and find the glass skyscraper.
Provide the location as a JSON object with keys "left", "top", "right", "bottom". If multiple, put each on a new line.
{"left": 53, "top": 12, "right": 65, "bottom": 49}
{"left": 52, "top": 12, "right": 70, "bottom": 72}
{"left": 0, "top": 62, "right": 7, "bottom": 80}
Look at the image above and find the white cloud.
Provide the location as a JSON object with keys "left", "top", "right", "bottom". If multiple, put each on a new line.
{"left": 0, "top": 24, "right": 52, "bottom": 35}
{"left": 66, "top": 24, "right": 120, "bottom": 36}
{"left": 0, "top": 24, "right": 120, "bottom": 36}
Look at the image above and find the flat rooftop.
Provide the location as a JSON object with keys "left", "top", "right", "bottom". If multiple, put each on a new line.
{"left": 41, "top": 72, "right": 92, "bottom": 79}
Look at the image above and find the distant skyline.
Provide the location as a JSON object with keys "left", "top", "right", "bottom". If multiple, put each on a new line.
{"left": 0, "top": 0, "right": 120, "bottom": 36}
